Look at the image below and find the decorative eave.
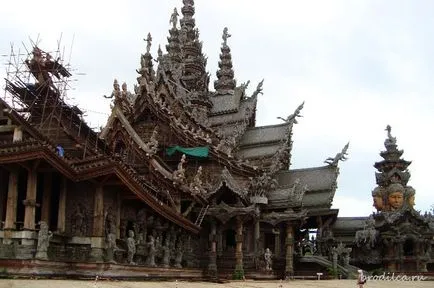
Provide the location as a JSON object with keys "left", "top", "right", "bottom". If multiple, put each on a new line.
{"left": 206, "top": 201, "right": 256, "bottom": 224}
{"left": 260, "top": 209, "right": 308, "bottom": 226}
{"left": 207, "top": 166, "right": 248, "bottom": 201}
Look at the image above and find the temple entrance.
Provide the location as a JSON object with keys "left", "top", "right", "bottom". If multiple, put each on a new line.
{"left": 403, "top": 238, "right": 414, "bottom": 256}
{"left": 264, "top": 233, "right": 275, "bottom": 253}
{"left": 225, "top": 229, "right": 236, "bottom": 251}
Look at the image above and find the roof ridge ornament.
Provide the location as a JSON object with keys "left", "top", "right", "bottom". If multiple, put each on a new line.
{"left": 324, "top": 142, "right": 349, "bottom": 167}
{"left": 277, "top": 101, "right": 304, "bottom": 125}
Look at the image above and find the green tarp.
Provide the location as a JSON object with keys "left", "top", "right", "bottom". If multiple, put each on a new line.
{"left": 166, "top": 145, "right": 209, "bottom": 158}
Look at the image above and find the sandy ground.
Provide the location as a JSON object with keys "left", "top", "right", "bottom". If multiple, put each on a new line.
{"left": 0, "top": 279, "right": 432, "bottom": 288}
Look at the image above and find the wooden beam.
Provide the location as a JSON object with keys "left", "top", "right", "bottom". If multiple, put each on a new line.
{"left": 23, "top": 168, "right": 37, "bottom": 230}
{"left": 57, "top": 177, "right": 67, "bottom": 233}
{"left": 92, "top": 185, "right": 104, "bottom": 237}
{"left": 41, "top": 172, "right": 52, "bottom": 224}
{"left": 0, "top": 125, "right": 16, "bottom": 132}
{"left": 4, "top": 170, "right": 18, "bottom": 229}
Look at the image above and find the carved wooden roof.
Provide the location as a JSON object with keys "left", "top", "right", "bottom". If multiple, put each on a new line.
{"left": 268, "top": 165, "right": 339, "bottom": 210}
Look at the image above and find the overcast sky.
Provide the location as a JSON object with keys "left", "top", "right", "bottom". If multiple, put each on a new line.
{"left": 1, "top": 0, "right": 433, "bottom": 217}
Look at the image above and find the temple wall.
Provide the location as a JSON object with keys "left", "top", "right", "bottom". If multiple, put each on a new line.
{"left": 66, "top": 181, "right": 95, "bottom": 236}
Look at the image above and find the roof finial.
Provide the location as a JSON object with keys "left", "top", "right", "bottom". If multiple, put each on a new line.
{"left": 384, "top": 124, "right": 397, "bottom": 148}
{"left": 222, "top": 27, "right": 231, "bottom": 47}
{"left": 214, "top": 27, "right": 236, "bottom": 94}
{"left": 169, "top": 8, "right": 179, "bottom": 29}
{"left": 145, "top": 33, "right": 152, "bottom": 53}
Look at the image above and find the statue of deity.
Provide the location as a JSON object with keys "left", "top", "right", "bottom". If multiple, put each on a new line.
{"left": 146, "top": 235, "right": 157, "bottom": 267}
{"left": 35, "top": 221, "right": 53, "bottom": 260}
{"left": 264, "top": 248, "right": 273, "bottom": 271}
{"left": 126, "top": 230, "right": 136, "bottom": 265}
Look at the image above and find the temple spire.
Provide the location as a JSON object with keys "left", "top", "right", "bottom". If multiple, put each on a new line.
{"left": 166, "top": 8, "right": 182, "bottom": 64}
{"left": 374, "top": 125, "right": 411, "bottom": 187}
{"left": 179, "top": 0, "right": 209, "bottom": 94}
{"left": 372, "top": 125, "right": 415, "bottom": 212}
{"left": 214, "top": 27, "right": 236, "bottom": 94}
{"left": 136, "top": 33, "right": 155, "bottom": 96}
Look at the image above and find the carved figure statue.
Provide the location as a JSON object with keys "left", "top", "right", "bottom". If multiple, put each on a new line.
{"left": 106, "top": 232, "right": 118, "bottom": 263}
{"left": 146, "top": 235, "right": 157, "bottom": 267}
{"left": 190, "top": 166, "right": 204, "bottom": 195}
{"left": 264, "top": 248, "right": 273, "bottom": 271}
{"left": 332, "top": 246, "right": 338, "bottom": 271}
{"left": 355, "top": 216, "right": 377, "bottom": 248}
{"left": 169, "top": 8, "right": 179, "bottom": 29}
{"left": 277, "top": 101, "right": 304, "bottom": 125}
{"left": 71, "top": 203, "right": 87, "bottom": 236}
{"left": 162, "top": 237, "right": 171, "bottom": 268}
{"left": 324, "top": 142, "right": 349, "bottom": 166}
{"left": 105, "top": 207, "right": 116, "bottom": 237}
{"left": 127, "top": 230, "right": 136, "bottom": 265}
{"left": 384, "top": 125, "right": 397, "bottom": 146}
{"left": 145, "top": 33, "right": 152, "bottom": 54}
{"left": 145, "top": 126, "right": 159, "bottom": 156}
{"left": 172, "top": 154, "right": 187, "bottom": 185}
{"left": 174, "top": 239, "right": 184, "bottom": 268}
{"left": 121, "top": 82, "right": 136, "bottom": 105}
{"left": 387, "top": 183, "right": 405, "bottom": 211}
{"left": 222, "top": 27, "right": 231, "bottom": 46}
{"left": 371, "top": 186, "right": 385, "bottom": 212}
{"left": 35, "top": 221, "right": 53, "bottom": 260}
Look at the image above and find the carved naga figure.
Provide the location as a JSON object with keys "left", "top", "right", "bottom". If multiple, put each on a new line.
{"left": 324, "top": 142, "right": 349, "bottom": 166}
{"left": 277, "top": 101, "right": 304, "bottom": 125}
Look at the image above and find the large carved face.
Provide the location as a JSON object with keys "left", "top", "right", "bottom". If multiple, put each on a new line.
{"left": 388, "top": 191, "right": 404, "bottom": 210}
{"left": 373, "top": 195, "right": 384, "bottom": 211}
{"left": 371, "top": 186, "right": 384, "bottom": 211}
{"left": 408, "top": 195, "right": 415, "bottom": 207}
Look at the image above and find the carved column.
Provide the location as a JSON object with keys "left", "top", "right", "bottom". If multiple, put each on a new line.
{"left": 0, "top": 170, "right": 6, "bottom": 226}
{"left": 41, "top": 172, "right": 52, "bottom": 224}
{"left": 115, "top": 191, "right": 122, "bottom": 239}
{"left": 57, "top": 177, "right": 67, "bottom": 233}
{"left": 4, "top": 170, "right": 18, "bottom": 230}
{"left": 386, "top": 243, "right": 396, "bottom": 272}
{"left": 93, "top": 185, "right": 104, "bottom": 237}
{"left": 23, "top": 168, "right": 37, "bottom": 230}
{"left": 208, "top": 219, "right": 217, "bottom": 278}
{"left": 217, "top": 227, "right": 223, "bottom": 256}
{"left": 254, "top": 218, "right": 260, "bottom": 254}
{"left": 234, "top": 216, "right": 244, "bottom": 278}
{"left": 273, "top": 227, "right": 281, "bottom": 255}
{"left": 285, "top": 222, "right": 295, "bottom": 277}
{"left": 13, "top": 126, "right": 23, "bottom": 142}
{"left": 90, "top": 184, "right": 104, "bottom": 262}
